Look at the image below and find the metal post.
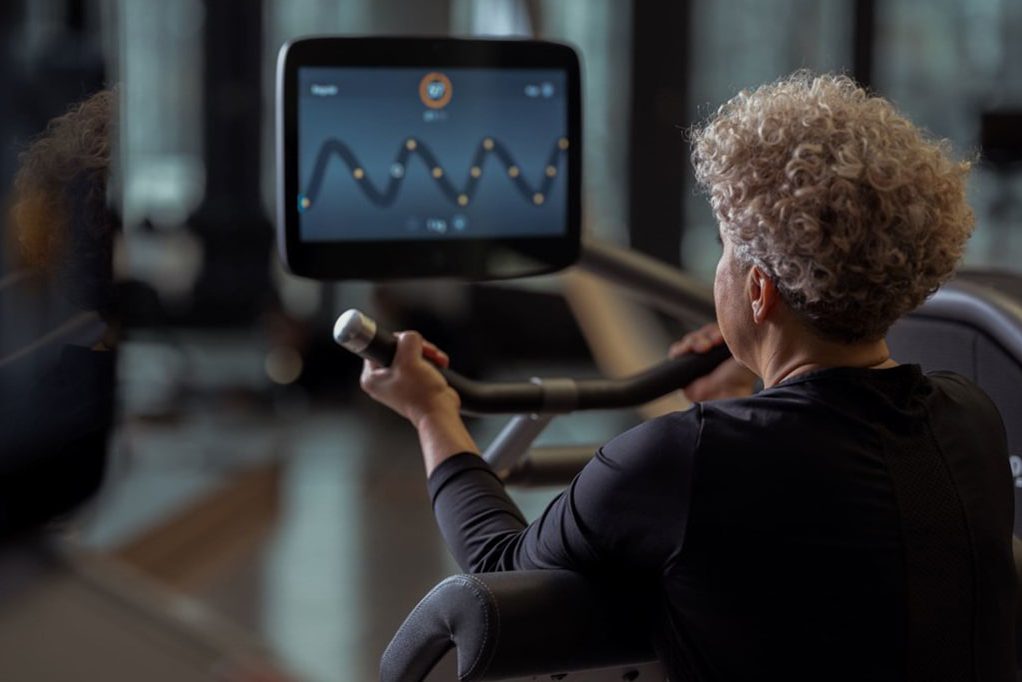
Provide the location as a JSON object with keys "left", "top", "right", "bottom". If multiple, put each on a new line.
{"left": 483, "top": 414, "right": 554, "bottom": 473}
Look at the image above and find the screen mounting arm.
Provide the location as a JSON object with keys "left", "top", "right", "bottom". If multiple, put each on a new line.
{"left": 577, "top": 237, "right": 716, "bottom": 323}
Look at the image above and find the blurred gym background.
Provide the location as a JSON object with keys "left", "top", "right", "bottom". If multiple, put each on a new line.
{"left": 1, "top": 1, "right": 1020, "bottom": 680}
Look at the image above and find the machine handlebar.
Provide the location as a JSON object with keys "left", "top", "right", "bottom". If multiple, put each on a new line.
{"left": 334, "top": 308, "right": 732, "bottom": 414}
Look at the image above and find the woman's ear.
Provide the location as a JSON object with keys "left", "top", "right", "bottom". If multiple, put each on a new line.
{"left": 747, "top": 265, "right": 778, "bottom": 325}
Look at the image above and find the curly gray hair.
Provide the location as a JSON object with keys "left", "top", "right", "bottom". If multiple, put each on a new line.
{"left": 690, "top": 72, "right": 973, "bottom": 342}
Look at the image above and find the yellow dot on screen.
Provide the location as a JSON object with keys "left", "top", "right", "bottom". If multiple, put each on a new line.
{"left": 406, "top": 138, "right": 418, "bottom": 150}
{"left": 458, "top": 194, "right": 469, "bottom": 206}
{"left": 483, "top": 138, "right": 494, "bottom": 150}
{"left": 301, "top": 197, "right": 311, "bottom": 209}
{"left": 545, "top": 165, "right": 557, "bottom": 177}
{"left": 353, "top": 167, "right": 365, "bottom": 179}
{"left": 558, "top": 137, "right": 569, "bottom": 150}
{"left": 508, "top": 165, "right": 520, "bottom": 178}
{"left": 432, "top": 167, "right": 444, "bottom": 178}
{"left": 533, "top": 193, "right": 545, "bottom": 205}
{"left": 470, "top": 166, "right": 482, "bottom": 178}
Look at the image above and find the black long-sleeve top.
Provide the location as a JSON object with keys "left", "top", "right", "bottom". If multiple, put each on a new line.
{"left": 428, "top": 365, "right": 1016, "bottom": 681}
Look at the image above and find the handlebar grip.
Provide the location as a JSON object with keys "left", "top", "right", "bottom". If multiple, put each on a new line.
{"left": 333, "top": 309, "right": 399, "bottom": 366}
{"left": 334, "top": 308, "right": 734, "bottom": 415}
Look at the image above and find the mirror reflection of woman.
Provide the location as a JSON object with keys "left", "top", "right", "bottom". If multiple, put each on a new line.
{"left": 0, "top": 90, "right": 117, "bottom": 538}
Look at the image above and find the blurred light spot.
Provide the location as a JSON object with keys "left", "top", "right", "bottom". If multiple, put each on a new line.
{"left": 266, "top": 346, "right": 303, "bottom": 385}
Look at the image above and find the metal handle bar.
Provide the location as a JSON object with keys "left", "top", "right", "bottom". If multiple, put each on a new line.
{"left": 335, "top": 308, "right": 732, "bottom": 415}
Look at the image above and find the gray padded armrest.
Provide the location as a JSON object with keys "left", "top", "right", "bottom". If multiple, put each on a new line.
{"left": 380, "top": 570, "right": 657, "bottom": 682}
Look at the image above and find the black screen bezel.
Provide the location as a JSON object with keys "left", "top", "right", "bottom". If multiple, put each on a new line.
{"left": 277, "top": 37, "right": 582, "bottom": 281}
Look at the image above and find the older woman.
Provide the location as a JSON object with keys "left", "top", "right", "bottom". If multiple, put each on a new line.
{"left": 361, "top": 73, "right": 1015, "bottom": 681}
{"left": 1, "top": 89, "right": 117, "bottom": 538}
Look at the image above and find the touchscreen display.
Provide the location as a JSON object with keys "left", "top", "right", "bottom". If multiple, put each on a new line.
{"left": 297, "top": 67, "right": 569, "bottom": 242}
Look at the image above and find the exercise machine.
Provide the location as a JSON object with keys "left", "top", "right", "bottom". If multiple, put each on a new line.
{"left": 276, "top": 36, "right": 1022, "bottom": 681}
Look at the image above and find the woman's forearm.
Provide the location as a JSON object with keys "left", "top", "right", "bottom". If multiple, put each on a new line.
{"left": 414, "top": 407, "right": 480, "bottom": 476}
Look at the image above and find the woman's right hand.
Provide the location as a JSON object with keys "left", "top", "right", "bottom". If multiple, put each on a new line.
{"left": 359, "top": 331, "right": 459, "bottom": 427}
{"left": 669, "top": 323, "right": 758, "bottom": 401}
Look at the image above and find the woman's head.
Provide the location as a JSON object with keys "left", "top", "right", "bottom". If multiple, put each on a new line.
{"left": 691, "top": 72, "right": 973, "bottom": 346}
{"left": 10, "top": 89, "right": 117, "bottom": 312}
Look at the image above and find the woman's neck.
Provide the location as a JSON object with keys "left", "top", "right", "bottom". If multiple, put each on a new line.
{"left": 758, "top": 334, "right": 896, "bottom": 388}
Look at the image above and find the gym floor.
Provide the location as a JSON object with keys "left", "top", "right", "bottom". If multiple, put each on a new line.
{"left": 72, "top": 331, "right": 638, "bottom": 681}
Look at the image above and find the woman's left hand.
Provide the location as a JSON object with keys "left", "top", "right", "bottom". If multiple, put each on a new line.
{"left": 669, "top": 323, "right": 758, "bottom": 401}
{"left": 359, "top": 331, "right": 460, "bottom": 426}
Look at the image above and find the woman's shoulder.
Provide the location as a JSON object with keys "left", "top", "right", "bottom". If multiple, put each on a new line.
{"left": 694, "top": 366, "right": 1006, "bottom": 445}
{"left": 609, "top": 394, "right": 819, "bottom": 462}
{"left": 602, "top": 406, "right": 705, "bottom": 456}
{"left": 923, "top": 370, "right": 1006, "bottom": 430}
{"left": 925, "top": 368, "right": 992, "bottom": 396}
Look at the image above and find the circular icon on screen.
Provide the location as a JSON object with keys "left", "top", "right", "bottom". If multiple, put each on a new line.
{"left": 419, "top": 72, "right": 453, "bottom": 109}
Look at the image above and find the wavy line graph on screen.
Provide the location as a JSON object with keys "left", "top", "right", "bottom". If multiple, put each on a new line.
{"left": 298, "top": 136, "right": 569, "bottom": 213}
